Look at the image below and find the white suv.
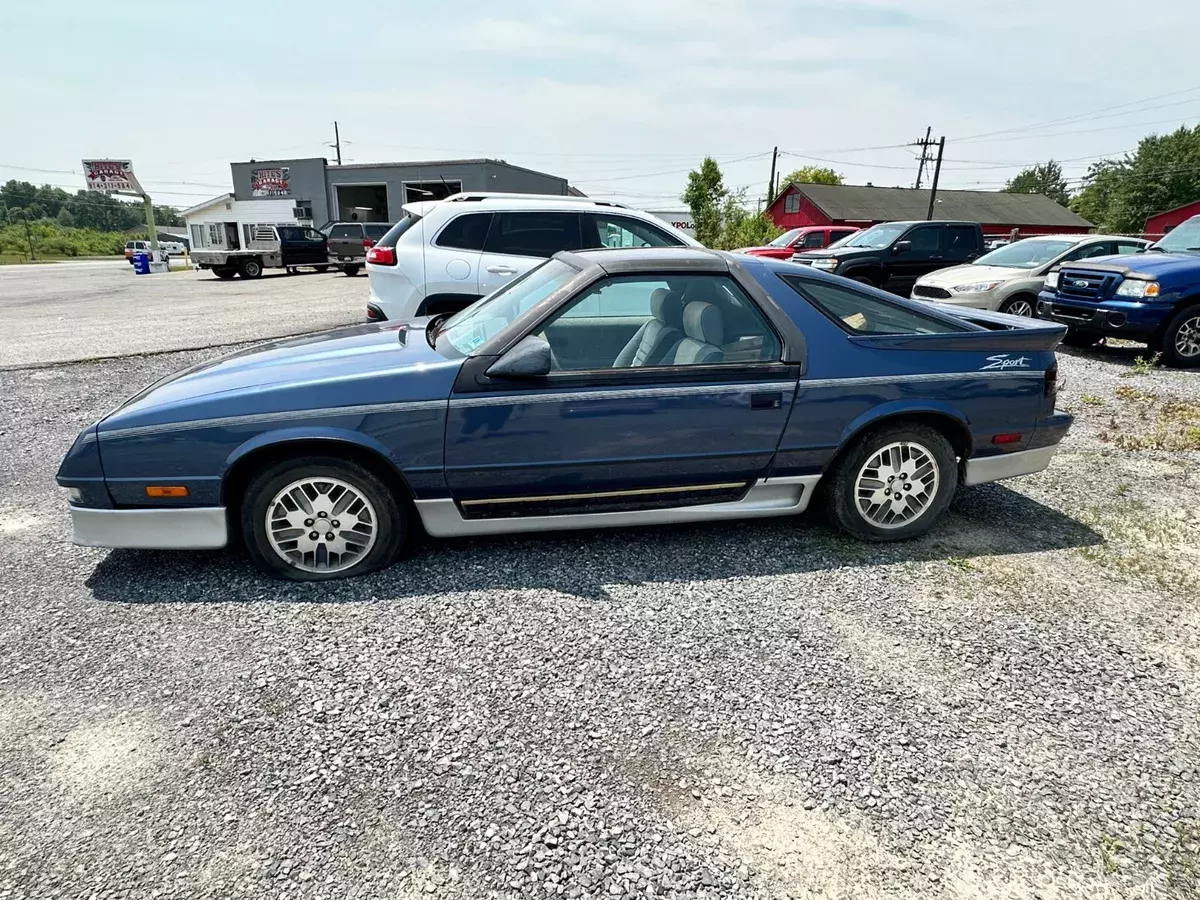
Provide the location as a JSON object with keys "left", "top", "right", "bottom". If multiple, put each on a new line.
{"left": 364, "top": 193, "right": 701, "bottom": 321}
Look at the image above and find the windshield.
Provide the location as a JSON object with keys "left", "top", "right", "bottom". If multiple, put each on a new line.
{"left": 974, "top": 239, "right": 1076, "bottom": 269}
{"left": 768, "top": 228, "right": 803, "bottom": 248}
{"left": 437, "top": 260, "right": 579, "bottom": 356}
{"left": 836, "top": 222, "right": 909, "bottom": 249}
{"left": 1151, "top": 216, "right": 1200, "bottom": 253}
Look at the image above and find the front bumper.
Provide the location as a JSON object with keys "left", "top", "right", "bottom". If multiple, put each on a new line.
{"left": 69, "top": 506, "right": 229, "bottom": 550}
{"left": 1036, "top": 293, "right": 1162, "bottom": 340}
{"left": 919, "top": 292, "right": 999, "bottom": 311}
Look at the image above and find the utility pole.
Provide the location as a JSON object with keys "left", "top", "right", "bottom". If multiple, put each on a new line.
{"left": 333, "top": 121, "right": 342, "bottom": 166}
{"left": 767, "top": 146, "right": 778, "bottom": 204}
{"left": 142, "top": 196, "right": 160, "bottom": 257}
{"left": 18, "top": 210, "right": 35, "bottom": 260}
{"left": 910, "top": 126, "right": 935, "bottom": 189}
{"left": 925, "top": 136, "right": 946, "bottom": 221}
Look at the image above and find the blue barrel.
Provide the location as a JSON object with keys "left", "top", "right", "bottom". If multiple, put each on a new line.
{"left": 132, "top": 252, "right": 151, "bottom": 275}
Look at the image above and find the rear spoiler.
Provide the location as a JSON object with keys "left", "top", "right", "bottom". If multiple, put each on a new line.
{"left": 850, "top": 307, "right": 1067, "bottom": 353}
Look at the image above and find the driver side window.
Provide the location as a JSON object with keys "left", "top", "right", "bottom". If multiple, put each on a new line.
{"left": 537, "top": 274, "right": 781, "bottom": 371}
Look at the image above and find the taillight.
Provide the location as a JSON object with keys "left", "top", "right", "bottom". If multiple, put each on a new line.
{"left": 363, "top": 238, "right": 374, "bottom": 250}
{"left": 1044, "top": 365, "right": 1058, "bottom": 397}
{"left": 366, "top": 246, "right": 395, "bottom": 266}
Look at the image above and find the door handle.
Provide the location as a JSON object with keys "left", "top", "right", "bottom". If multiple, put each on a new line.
{"left": 486, "top": 265, "right": 517, "bottom": 275}
{"left": 750, "top": 391, "right": 782, "bottom": 410}
{"left": 929, "top": 255, "right": 943, "bottom": 260}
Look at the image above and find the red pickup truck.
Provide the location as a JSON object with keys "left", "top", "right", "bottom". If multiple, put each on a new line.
{"left": 739, "top": 225, "right": 860, "bottom": 259}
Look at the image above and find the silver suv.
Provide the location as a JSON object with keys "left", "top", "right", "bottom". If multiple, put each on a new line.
{"left": 363, "top": 193, "right": 700, "bottom": 321}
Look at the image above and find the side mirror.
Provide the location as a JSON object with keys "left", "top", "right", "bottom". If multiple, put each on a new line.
{"left": 892, "top": 240, "right": 912, "bottom": 255}
{"left": 487, "top": 334, "right": 552, "bottom": 378}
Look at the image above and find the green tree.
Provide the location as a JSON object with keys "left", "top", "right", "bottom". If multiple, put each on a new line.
{"left": 1070, "top": 161, "right": 1126, "bottom": 231}
{"left": 779, "top": 165, "right": 843, "bottom": 188}
{"left": 1003, "top": 160, "right": 1070, "bottom": 206}
{"left": 56, "top": 207, "right": 75, "bottom": 227}
{"left": 682, "top": 157, "right": 728, "bottom": 248}
{"left": 716, "top": 194, "right": 783, "bottom": 250}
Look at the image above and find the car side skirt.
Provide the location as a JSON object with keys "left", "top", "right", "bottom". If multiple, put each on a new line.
{"left": 70, "top": 506, "right": 228, "bottom": 550}
{"left": 962, "top": 446, "right": 1057, "bottom": 487}
{"left": 414, "top": 475, "right": 821, "bottom": 538}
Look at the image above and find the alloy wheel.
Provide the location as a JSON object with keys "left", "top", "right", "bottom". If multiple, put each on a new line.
{"left": 265, "top": 477, "right": 378, "bottom": 573}
{"left": 854, "top": 441, "right": 941, "bottom": 529}
{"left": 1005, "top": 298, "right": 1034, "bottom": 317}
{"left": 1175, "top": 315, "right": 1200, "bottom": 358}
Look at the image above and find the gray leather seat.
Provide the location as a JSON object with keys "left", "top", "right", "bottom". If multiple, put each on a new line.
{"left": 613, "top": 288, "right": 684, "bottom": 367}
{"left": 669, "top": 301, "right": 724, "bottom": 365}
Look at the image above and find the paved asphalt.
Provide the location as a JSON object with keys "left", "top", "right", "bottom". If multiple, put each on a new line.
{"left": 0, "top": 260, "right": 366, "bottom": 369}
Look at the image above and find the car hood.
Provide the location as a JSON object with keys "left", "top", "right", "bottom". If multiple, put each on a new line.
{"left": 916, "top": 264, "right": 1029, "bottom": 288}
{"left": 1063, "top": 251, "right": 1199, "bottom": 279}
{"left": 103, "top": 321, "right": 461, "bottom": 432}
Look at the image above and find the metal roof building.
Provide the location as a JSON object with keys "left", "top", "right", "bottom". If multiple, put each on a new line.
{"left": 766, "top": 182, "right": 1093, "bottom": 236}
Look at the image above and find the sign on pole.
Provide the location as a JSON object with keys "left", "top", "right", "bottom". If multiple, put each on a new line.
{"left": 81, "top": 159, "right": 145, "bottom": 196}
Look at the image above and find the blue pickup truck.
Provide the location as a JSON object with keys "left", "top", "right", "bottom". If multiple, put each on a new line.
{"left": 1037, "top": 214, "right": 1200, "bottom": 367}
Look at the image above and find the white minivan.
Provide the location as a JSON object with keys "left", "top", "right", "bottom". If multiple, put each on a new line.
{"left": 364, "top": 193, "right": 701, "bottom": 321}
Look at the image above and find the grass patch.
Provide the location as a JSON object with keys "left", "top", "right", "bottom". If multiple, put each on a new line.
{"left": 1120, "top": 351, "right": 1162, "bottom": 377}
{"left": 1078, "top": 500, "right": 1200, "bottom": 596}
{"left": 1099, "top": 387, "right": 1200, "bottom": 451}
{"left": 1080, "top": 393, "right": 1104, "bottom": 406}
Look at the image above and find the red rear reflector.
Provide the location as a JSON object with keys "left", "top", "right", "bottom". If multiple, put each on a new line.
{"left": 1044, "top": 365, "right": 1059, "bottom": 396}
{"left": 146, "top": 485, "right": 189, "bottom": 498}
{"left": 991, "top": 433, "right": 1022, "bottom": 445}
{"left": 363, "top": 238, "right": 374, "bottom": 249}
{"left": 366, "top": 246, "right": 395, "bottom": 266}
{"left": 366, "top": 307, "right": 379, "bottom": 320}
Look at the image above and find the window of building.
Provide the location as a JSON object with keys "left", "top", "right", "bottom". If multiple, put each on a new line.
{"left": 781, "top": 275, "right": 968, "bottom": 335}
{"left": 784, "top": 192, "right": 801, "bottom": 214}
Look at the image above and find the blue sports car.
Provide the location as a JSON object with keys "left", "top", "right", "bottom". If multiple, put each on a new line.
{"left": 58, "top": 248, "right": 1073, "bottom": 581}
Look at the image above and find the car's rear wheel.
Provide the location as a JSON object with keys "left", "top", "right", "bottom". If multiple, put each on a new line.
{"left": 824, "top": 423, "right": 957, "bottom": 542}
{"left": 342, "top": 264, "right": 362, "bottom": 276}
{"left": 240, "top": 259, "right": 263, "bottom": 279}
{"left": 999, "top": 295, "right": 1036, "bottom": 317}
{"left": 241, "top": 457, "right": 406, "bottom": 581}
{"left": 213, "top": 267, "right": 236, "bottom": 280}
{"left": 1160, "top": 304, "right": 1200, "bottom": 368}
{"left": 851, "top": 275, "right": 876, "bottom": 287}
{"left": 1060, "top": 330, "right": 1102, "bottom": 348}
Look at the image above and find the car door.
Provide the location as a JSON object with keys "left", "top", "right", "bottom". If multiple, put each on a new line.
{"left": 428, "top": 211, "right": 492, "bottom": 301}
{"left": 477, "top": 212, "right": 584, "bottom": 297}
{"left": 885, "top": 225, "right": 943, "bottom": 295}
{"left": 581, "top": 213, "right": 686, "bottom": 249}
{"left": 443, "top": 271, "right": 800, "bottom": 515}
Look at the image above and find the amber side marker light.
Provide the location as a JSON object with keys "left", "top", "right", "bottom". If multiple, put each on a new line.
{"left": 146, "top": 486, "right": 189, "bottom": 498}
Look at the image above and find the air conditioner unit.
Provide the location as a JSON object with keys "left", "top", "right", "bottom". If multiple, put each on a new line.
{"left": 293, "top": 205, "right": 312, "bottom": 220}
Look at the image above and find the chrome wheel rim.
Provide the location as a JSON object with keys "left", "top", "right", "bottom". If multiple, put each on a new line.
{"left": 1175, "top": 316, "right": 1200, "bottom": 358}
{"left": 1005, "top": 298, "right": 1034, "bottom": 317}
{"left": 265, "top": 477, "right": 377, "bottom": 573}
{"left": 854, "top": 441, "right": 940, "bottom": 529}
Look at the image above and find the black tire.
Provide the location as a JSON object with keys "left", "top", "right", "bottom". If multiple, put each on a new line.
{"left": 851, "top": 275, "right": 877, "bottom": 287}
{"left": 241, "top": 456, "right": 406, "bottom": 581}
{"left": 998, "top": 294, "right": 1037, "bottom": 317}
{"left": 213, "top": 268, "right": 236, "bottom": 280}
{"left": 342, "top": 264, "right": 362, "bottom": 276}
{"left": 824, "top": 422, "right": 958, "bottom": 542}
{"left": 315, "top": 265, "right": 331, "bottom": 273}
{"left": 240, "top": 258, "right": 263, "bottom": 279}
{"left": 1061, "top": 330, "right": 1102, "bottom": 348}
{"left": 1159, "top": 303, "right": 1200, "bottom": 368}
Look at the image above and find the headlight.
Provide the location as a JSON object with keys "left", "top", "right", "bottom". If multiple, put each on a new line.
{"left": 1115, "top": 279, "right": 1160, "bottom": 299}
{"left": 950, "top": 280, "right": 1003, "bottom": 294}
{"left": 809, "top": 258, "right": 838, "bottom": 270}
{"left": 1045, "top": 271, "right": 1060, "bottom": 290}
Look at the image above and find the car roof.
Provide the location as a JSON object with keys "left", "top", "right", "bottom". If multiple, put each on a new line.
{"left": 402, "top": 194, "right": 653, "bottom": 219}
{"left": 562, "top": 246, "right": 730, "bottom": 273}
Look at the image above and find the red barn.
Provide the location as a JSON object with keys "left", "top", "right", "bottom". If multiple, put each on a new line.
{"left": 766, "top": 182, "right": 1092, "bottom": 237}
{"left": 1144, "top": 199, "right": 1200, "bottom": 240}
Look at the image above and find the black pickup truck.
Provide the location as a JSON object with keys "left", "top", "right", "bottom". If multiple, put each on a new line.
{"left": 325, "top": 222, "right": 393, "bottom": 276}
{"left": 792, "top": 220, "right": 984, "bottom": 296}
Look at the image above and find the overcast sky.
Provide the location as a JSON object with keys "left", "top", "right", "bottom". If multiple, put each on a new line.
{"left": 3, "top": 0, "right": 1200, "bottom": 210}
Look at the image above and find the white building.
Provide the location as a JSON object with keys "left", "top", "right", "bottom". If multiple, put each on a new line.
{"left": 182, "top": 194, "right": 303, "bottom": 251}
{"left": 646, "top": 209, "right": 695, "bottom": 239}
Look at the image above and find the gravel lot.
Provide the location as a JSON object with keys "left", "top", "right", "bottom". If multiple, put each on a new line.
{"left": 0, "top": 260, "right": 364, "bottom": 368}
{"left": 1, "top": 328, "right": 1199, "bottom": 899}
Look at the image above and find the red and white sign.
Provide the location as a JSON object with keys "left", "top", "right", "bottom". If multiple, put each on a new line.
{"left": 82, "top": 159, "right": 144, "bottom": 195}
{"left": 251, "top": 167, "right": 291, "bottom": 197}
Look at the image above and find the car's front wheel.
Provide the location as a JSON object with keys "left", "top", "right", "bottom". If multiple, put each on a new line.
{"left": 824, "top": 423, "right": 958, "bottom": 542}
{"left": 241, "top": 457, "right": 406, "bottom": 580}
{"left": 999, "top": 294, "right": 1036, "bottom": 317}
{"left": 1160, "top": 304, "right": 1200, "bottom": 368}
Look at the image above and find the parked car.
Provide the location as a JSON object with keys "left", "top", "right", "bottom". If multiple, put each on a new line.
{"left": 739, "top": 225, "right": 860, "bottom": 259}
{"left": 325, "top": 222, "right": 392, "bottom": 276}
{"left": 159, "top": 240, "right": 187, "bottom": 258}
{"left": 911, "top": 234, "right": 1150, "bottom": 317}
{"left": 364, "top": 193, "right": 700, "bottom": 321}
{"left": 1038, "top": 214, "right": 1200, "bottom": 366}
{"left": 124, "top": 240, "right": 152, "bottom": 263}
{"left": 191, "top": 224, "right": 331, "bottom": 279}
{"left": 792, "top": 220, "right": 985, "bottom": 296}
{"left": 58, "top": 247, "right": 1072, "bottom": 581}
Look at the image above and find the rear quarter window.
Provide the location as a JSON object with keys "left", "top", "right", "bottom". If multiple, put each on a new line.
{"left": 780, "top": 275, "right": 968, "bottom": 335}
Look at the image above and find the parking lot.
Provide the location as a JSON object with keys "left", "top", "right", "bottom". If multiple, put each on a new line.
{"left": 2, "top": 267, "right": 1200, "bottom": 899}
